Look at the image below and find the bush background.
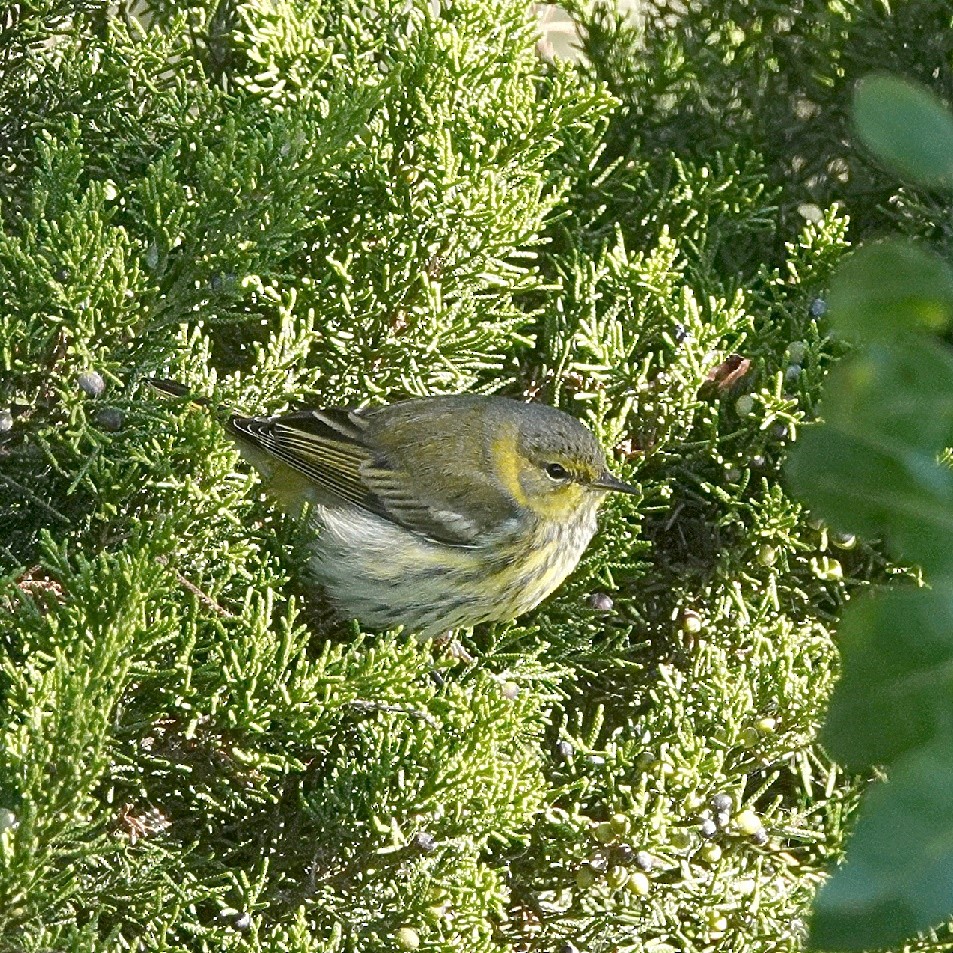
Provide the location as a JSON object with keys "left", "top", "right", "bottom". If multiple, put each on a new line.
{"left": 1, "top": 2, "right": 951, "bottom": 951}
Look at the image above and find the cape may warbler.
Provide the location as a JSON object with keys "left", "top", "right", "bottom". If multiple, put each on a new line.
{"left": 151, "top": 384, "right": 637, "bottom": 637}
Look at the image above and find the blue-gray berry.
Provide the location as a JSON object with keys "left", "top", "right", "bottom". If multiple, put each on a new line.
{"left": 588, "top": 591, "right": 613, "bottom": 612}
{"left": 95, "top": 407, "right": 124, "bottom": 432}
{"left": 614, "top": 843, "right": 635, "bottom": 864}
{"left": 555, "top": 740, "right": 574, "bottom": 761}
{"left": 78, "top": 370, "right": 106, "bottom": 398}
{"left": 413, "top": 831, "right": 437, "bottom": 852}
{"left": 711, "top": 793, "right": 732, "bottom": 815}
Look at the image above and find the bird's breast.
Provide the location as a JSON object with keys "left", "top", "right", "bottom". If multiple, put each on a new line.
{"left": 483, "top": 505, "right": 599, "bottom": 618}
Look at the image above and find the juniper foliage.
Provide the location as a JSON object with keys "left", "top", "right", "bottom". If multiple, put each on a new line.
{"left": 0, "top": 2, "right": 947, "bottom": 952}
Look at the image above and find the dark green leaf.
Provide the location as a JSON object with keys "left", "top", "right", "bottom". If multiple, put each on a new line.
{"left": 786, "top": 337, "right": 953, "bottom": 577}
{"left": 854, "top": 74, "right": 953, "bottom": 187}
{"left": 828, "top": 240, "right": 953, "bottom": 341}
{"left": 822, "top": 589, "right": 953, "bottom": 770}
{"left": 809, "top": 741, "right": 953, "bottom": 951}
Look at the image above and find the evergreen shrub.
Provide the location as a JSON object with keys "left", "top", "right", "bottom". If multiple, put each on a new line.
{"left": 2, "top": 2, "right": 951, "bottom": 951}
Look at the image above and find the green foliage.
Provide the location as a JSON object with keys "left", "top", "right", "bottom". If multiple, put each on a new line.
{"left": 0, "top": 3, "right": 948, "bottom": 953}
{"left": 853, "top": 74, "right": 953, "bottom": 187}
{"left": 788, "top": 74, "right": 953, "bottom": 951}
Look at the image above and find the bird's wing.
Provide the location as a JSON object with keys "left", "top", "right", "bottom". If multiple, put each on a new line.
{"left": 228, "top": 408, "right": 374, "bottom": 510}
{"left": 227, "top": 408, "right": 482, "bottom": 545}
{"left": 356, "top": 460, "right": 484, "bottom": 545}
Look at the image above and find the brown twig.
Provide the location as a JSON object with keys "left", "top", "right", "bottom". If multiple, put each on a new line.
{"left": 156, "top": 555, "right": 234, "bottom": 618}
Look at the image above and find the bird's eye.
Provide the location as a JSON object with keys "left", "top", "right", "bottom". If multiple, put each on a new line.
{"left": 545, "top": 462, "right": 570, "bottom": 481}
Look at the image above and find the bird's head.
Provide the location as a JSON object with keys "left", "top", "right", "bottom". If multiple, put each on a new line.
{"left": 490, "top": 403, "right": 639, "bottom": 522}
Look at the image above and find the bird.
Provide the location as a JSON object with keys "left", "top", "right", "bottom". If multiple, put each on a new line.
{"left": 148, "top": 381, "right": 638, "bottom": 638}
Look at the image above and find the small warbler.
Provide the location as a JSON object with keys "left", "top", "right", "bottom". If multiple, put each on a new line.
{"left": 150, "top": 383, "right": 637, "bottom": 637}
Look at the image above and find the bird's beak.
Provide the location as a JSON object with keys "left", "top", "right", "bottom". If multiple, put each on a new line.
{"left": 592, "top": 471, "right": 640, "bottom": 495}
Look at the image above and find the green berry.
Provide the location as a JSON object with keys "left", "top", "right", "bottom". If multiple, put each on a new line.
{"left": 610, "top": 813, "right": 631, "bottom": 837}
{"left": 757, "top": 544, "right": 777, "bottom": 567}
{"left": 739, "top": 727, "right": 760, "bottom": 747}
{"left": 607, "top": 865, "right": 629, "bottom": 889}
{"left": 396, "top": 926, "right": 420, "bottom": 950}
{"left": 735, "top": 810, "right": 763, "bottom": 836}
{"left": 756, "top": 716, "right": 777, "bottom": 735}
{"left": 593, "top": 821, "right": 616, "bottom": 844}
{"left": 575, "top": 864, "right": 597, "bottom": 889}
{"left": 734, "top": 394, "right": 755, "bottom": 417}
{"left": 627, "top": 871, "right": 651, "bottom": 896}
{"left": 680, "top": 610, "right": 702, "bottom": 633}
{"left": 700, "top": 842, "right": 722, "bottom": 863}
{"left": 785, "top": 341, "right": 808, "bottom": 364}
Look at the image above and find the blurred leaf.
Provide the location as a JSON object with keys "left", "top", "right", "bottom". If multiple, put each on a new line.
{"left": 787, "top": 336, "right": 953, "bottom": 577}
{"left": 854, "top": 74, "right": 953, "bottom": 187}
{"left": 822, "top": 589, "right": 953, "bottom": 770}
{"left": 828, "top": 240, "right": 953, "bottom": 340}
{"left": 809, "top": 740, "right": 953, "bottom": 951}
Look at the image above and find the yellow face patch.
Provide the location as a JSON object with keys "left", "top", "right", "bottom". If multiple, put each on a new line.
{"left": 491, "top": 431, "right": 529, "bottom": 506}
{"left": 490, "top": 432, "right": 593, "bottom": 520}
{"left": 526, "top": 479, "right": 588, "bottom": 520}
